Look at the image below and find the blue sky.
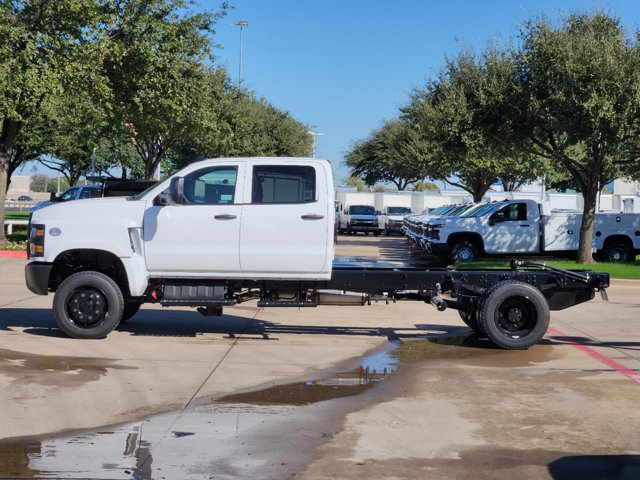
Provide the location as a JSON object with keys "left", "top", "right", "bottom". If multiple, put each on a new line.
{"left": 205, "top": 0, "right": 640, "bottom": 183}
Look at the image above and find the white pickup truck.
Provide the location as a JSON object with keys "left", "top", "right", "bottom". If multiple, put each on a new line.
{"left": 25, "top": 157, "right": 610, "bottom": 350}
{"left": 423, "top": 199, "right": 640, "bottom": 262}
{"left": 378, "top": 206, "right": 413, "bottom": 236}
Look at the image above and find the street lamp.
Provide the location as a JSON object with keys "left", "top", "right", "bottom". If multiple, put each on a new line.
{"left": 234, "top": 21, "right": 249, "bottom": 85}
{"left": 307, "top": 130, "right": 324, "bottom": 158}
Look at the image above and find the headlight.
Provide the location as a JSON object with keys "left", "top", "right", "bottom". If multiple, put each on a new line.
{"left": 28, "top": 224, "right": 45, "bottom": 258}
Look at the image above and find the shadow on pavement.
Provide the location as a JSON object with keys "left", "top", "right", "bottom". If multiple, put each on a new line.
{"left": 1, "top": 307, "right": 483, "bottom": 345}
{"left": 548, "top": 455, "right": 640, "bottom": 480}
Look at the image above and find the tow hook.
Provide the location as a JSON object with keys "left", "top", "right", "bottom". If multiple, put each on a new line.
{"left": 430, "top": 283, "right": 447, "bottom": 311}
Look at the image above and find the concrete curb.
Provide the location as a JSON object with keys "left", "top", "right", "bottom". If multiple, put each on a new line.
{"left": 0, "top": 250, "right": 27, "bottom": 258}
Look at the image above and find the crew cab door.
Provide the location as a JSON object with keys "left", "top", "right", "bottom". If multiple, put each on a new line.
{"left": 240, "top": 163, "right": 329, "bottom": 274}
{"left": 485, "top": 202, "right": 540, "bottom": 253}
{"left": 143, "top": 163, "right": 244, "bottom": 274}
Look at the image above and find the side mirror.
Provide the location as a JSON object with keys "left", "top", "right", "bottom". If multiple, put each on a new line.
{"left": 156, "top": 177, "right": 184, "bottom": 205}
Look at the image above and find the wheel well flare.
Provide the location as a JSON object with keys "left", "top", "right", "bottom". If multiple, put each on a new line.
{"left": 50, "top": 249, "right": 130, "bottom": 296}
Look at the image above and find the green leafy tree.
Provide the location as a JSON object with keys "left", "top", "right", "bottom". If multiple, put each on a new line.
{"left": 346, "top": 120, "right": 433, "bottom": 190}
{"left": 503, "top": 12, "right": 640, "bottom": 262}
{"left": 100, "top": 0, "right": 229, "bottom": 179}
{"left": 404, "top": 48, "right": 546, "bottom": 202}
{"left": 342, "top": 176, "right": 366, "bottom": 192}
{"left": 0, "top": 0, "right": 99, "bottom": 244}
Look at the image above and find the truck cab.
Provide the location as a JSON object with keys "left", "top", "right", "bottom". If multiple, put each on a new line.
{"left": 339, "top": 204, "right": 380, "bottom": 235}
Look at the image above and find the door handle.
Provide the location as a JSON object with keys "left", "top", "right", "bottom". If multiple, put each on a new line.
{"left": 214, "top": 214, "right": 237, "bottom": 220}
{"left": 519, "top": 224, "right": 530, "bottom": 227}
{"left": 301, "top": 214, "right": 324, "bottom": 220}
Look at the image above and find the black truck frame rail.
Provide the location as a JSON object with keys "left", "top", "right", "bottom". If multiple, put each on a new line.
{"left": 148, "top": 261, "right": 609, "bottom": 351}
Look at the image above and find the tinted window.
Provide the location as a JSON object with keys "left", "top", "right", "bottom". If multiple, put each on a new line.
{"left": 494, "top": 203, "right": 528, "bottom": 222}
{"left": 252, "top": 165, "right": 316, "bottom": 204}
{"left": 387, "top": 207, "right": 412, "bottom": 214}
{"left": 60, "top": 188, "right": 79, "bottom": 201}
{"left": 349, "top": 205, "right": 376, "bottom": 215}
{"left": 183, "top": 166, "right": 237, "bottom": 205}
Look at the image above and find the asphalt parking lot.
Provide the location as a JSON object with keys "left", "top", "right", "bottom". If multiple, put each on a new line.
{"left": 0, "top": 235, "right": 639, "bottom": 479}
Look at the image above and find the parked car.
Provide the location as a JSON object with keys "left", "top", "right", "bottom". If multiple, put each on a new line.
{"left": 18, "top": 195, "right": 33, "bottom": 201}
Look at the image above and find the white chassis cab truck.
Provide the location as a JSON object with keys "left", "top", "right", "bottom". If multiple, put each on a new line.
{"left": 25, "top": 158, "right": 609, "bottom": 350}
{"left": 423, "top": 199, "right": 640, "bottom": 263}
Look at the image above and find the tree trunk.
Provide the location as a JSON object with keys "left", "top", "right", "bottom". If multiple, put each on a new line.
{"left": 0, "top": 119, "right": 21, "bottom": 245}
{"left": 0, "top": 166, "right": 9, "bottom": 246}
{"left": 577, "top": 186, "right": 598, "bottom": 264}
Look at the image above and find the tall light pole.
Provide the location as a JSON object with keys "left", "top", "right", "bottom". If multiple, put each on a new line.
{"left": 234, "top": 21, "right": 249, "bottom": 85}
{"left": 307, "top": 130, "right": 324, "bottom": 158}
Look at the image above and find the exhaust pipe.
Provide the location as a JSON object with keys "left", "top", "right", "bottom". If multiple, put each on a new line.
{"left": 317, "top": 290, "right": 368, "bottom": 306}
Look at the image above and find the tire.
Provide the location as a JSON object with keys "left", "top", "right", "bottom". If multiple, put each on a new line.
{"left": 450, "top": 241, "right": 478, "bottom": 262}
{"left": 120, "top": 301, "right": 142, "bottom": 323}
{"left": 478, "top": 280, "right": 550, "bottom": 350}
{"left": 385, "top": 229, "right": 391, "bottom": 236}
{"left": 458, "top": 309, "right": 483, "bottom": 335}
{"left": 373, "top": 230, "right": 380, "bottom": 237}
{"left": 347, "top": 224, "right": 353, "bottom": 235}
{"left": 53, "top": 271, "right": 124, "bottom": 339}
{"left": 602, "top": 242, "right": 631, "bottom": 263}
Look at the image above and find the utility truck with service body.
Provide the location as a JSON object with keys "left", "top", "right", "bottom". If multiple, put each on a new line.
{"left": 421, "top": 199, "right": 640, "bottom": 263}
{"left": 25, "top": 158, "right": 609, "bottom": 350}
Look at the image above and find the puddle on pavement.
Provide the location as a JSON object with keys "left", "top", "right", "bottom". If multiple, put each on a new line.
{"left": 216, "top": 344, "right": 400, "bottom": 406}
{"left": 0, "top": 348, "right": 135, "bottom": 387}
{"left": 0, "top": 335, "right": 560, "bottom": 478}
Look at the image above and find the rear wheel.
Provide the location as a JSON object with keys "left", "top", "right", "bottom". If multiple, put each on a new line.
{"left": 53, "top": 271, "right": 124, "bottom": 339}
{"left": 602, "top": 242, "right": 631, "bottom": 263}
{"left": 478, "top": 280, "right": 549, "bottom": 350}
{"left": 458, "top": 309, "right": 483, "bottom": 335}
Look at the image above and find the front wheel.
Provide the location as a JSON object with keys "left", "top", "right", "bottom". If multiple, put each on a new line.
{"left": 53, "top": 271, "right": 124, "bottom": 339}
{"left": 478, "top": 280, "right": 549, "bottom": 350}
{"left": 450, "top": 241, "right": 478, "bottom": 262}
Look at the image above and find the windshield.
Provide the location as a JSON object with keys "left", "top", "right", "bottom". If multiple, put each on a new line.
{"left": 387, "top": 207, "right": 412, "bottom": 214}
{"left": 463, "top": 203, "right": 500, "bottom": 217}
{"left": 349, "top": 205, "right": 376, "bottom": 215}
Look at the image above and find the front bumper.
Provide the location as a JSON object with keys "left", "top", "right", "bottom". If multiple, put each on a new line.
{"left": 348, "top": 224, "right": 379, "bottom": 232}
{"left": 424, "top": 241, "right": 451, "bottom": 257}
{"left": 25, "top": 262, "right": 53, "bottom": 295}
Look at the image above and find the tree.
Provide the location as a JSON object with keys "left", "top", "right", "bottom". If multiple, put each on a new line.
{"left": 0, "top": 0, "right": 99, "bottom": 244}
{"left": 100, "top": 0, "right": 229, "bottom": 179}
{"left": 201, "top": 89, "right": 312, "bottom": 160}
{"left": 504, "top": 12, "right": 640, "bottom": 262}
{"left": 30, "top": 174, "right": 48, "bottom": 192}
{"left": 404, "top": 48, "right": 547, "bottom": 202}
{"left": 346, "top": 120, "right": 433, "bottom": 190}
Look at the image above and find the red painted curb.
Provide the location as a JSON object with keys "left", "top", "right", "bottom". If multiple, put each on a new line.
{"left": 547, "top": 326, "right": 640, "bottom": 385}
{"left": 0, "top": 250, "right": 27, "bottom": 258}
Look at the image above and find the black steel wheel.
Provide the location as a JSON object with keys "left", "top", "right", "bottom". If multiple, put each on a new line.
{"left": 458, "top": 309, "right": 484, "bottom": 336}
{"left": 120, "top": 301, "right": 142, "bottom": 323}
{"left": 602, "top": 242, "right": 630, "bottom": 263}
{"left": 478, "top": 280, "right": 549, "bottom": 350}
{"left": 53, "top": 271, "right": 124, "bottom": 339}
